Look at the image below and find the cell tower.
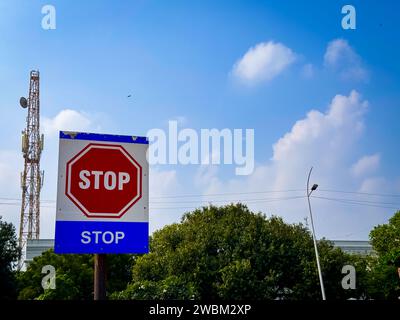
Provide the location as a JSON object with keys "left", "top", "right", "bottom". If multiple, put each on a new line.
{"left": 19, "top": 70, "right": 44, "bottom": 258}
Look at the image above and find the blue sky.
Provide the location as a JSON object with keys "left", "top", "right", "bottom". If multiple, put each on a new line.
{"left": 1, "top": 0, "right": 400, "bottom": 240}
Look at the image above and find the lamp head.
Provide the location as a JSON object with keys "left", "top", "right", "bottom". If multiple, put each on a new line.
{"left": 311, "top": 184, "right": 318, "bottom": 191}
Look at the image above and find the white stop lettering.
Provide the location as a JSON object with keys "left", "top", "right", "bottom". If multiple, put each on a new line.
{"left": 78, "top": 170, "right": 130, "bottom": 190}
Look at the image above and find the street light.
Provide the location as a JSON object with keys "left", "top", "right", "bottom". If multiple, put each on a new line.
{"left": 307, "top": 167, "right": 326, "bottom": 300}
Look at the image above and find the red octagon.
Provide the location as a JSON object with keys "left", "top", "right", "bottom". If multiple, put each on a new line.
{"left": 65, "top": 143, "right": 142, "bottom": 218}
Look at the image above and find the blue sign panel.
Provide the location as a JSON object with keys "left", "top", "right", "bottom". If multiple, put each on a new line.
{"left": 54, "top": 221, "right": 148, "bottom": 254}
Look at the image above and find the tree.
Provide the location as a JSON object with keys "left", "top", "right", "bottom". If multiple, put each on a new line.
{"left": 17, "top": 205, "right": 398, "bottom": 300}
{"left": 368, "top": 211, "right": 400, "bottom": 299}
{"left": 0, "top": 216, "right": 21, "bottom": 300}
{"left": 17, "top": 251, "right": 134, "bottom": 300}
{"left": 370, "top": 211, "right": 400, "bottom": 262}
{"left": 114, "top": 204, "right": 358, "bottom": 300}
{"left": 18, "top": 250, "right": 93, "bottom": 300}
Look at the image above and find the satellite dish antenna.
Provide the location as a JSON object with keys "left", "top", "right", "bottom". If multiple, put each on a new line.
{"left": 19, "top": 97, "right": 28, "bottom": 108}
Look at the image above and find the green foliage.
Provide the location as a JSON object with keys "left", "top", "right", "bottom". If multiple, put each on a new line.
{"left": 12, "top": 207, "right": 400, "bottom": 300}
{"left": 368, "top": 211, "right": 400, "bottom": 299}
{"left": 116, "top": 204, "right": 357, "bottom": 300}
{"left": 36, "top": 274, "right": 80, "bottom": 300}
{"left": 0, "top": 216, "right": 21, "bottom": 299}
{"left": 17, "top": 250, "right": 93, "bottom": 300}
{"left": 111, "top": 276, "right": 197, "bottom": 300}
{"left": 370, "top": 211, "right": 400, "bottom": 262}
{"left": 17, "top": 251, "right": 134, "bottom": 300}
{"left": 106, "top": 254, "right": 135, "bottom": 293}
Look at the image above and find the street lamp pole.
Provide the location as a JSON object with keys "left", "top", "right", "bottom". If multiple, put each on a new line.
{"left": 307, "top": 167, "right": 326, "bottom": 300}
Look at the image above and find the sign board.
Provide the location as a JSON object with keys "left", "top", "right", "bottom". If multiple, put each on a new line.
{"left": 54, "top": 131, "right": 149, "bottom": 254}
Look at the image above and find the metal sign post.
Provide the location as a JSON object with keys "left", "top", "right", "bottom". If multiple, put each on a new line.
{"left": 94, "top": 254, "right": 106, "bottom": 300}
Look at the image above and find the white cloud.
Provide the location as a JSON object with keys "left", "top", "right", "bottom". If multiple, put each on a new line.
{"left": 272, "top": 90, "right": 367, "bottom": 164}
{"left": 42, "top": 109, "right": 93, "bottom": 137}
{"left": 0, "top": 150, "right": 27, "bottom": 234}
{"left": 324, "top": 39, "right": 368, "bottom": 81}
{"left": 267, "top": 91, "right": 367, "bottom": 195}
{"left": 149, "top": 167, "right": 182, "bottom": 232}
{"left": 359, "top": 177, "right": 387, "bottom": 193}
{"left": 301, "top": 63, "right": 315, "bottom": 79}
{"left": 198, "top": 90, "right": 369, "bottom": 195}
{"left": 0, "top": 150, "right": 20, "bottom": 196}
{"left": 195, "top": 164, "right": 221, "bottom": 189}
{"left": 192, "top": 90, "right": 392, "bottom": 240}
{"left": 324, "top": 39, "right": 351, "bottom": 66}
{"left": 150, "top": 167, "right": 180, "bottom": 197}
{"left": 351, "top": 154, "right": 380, "bottom": 177}
{"left": 232, "top": 41, "right": 296, "bottom": 84}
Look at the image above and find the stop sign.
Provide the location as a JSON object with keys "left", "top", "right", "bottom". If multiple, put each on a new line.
{"left": 65, "top": 143, "right": 142, "bottom": 218}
